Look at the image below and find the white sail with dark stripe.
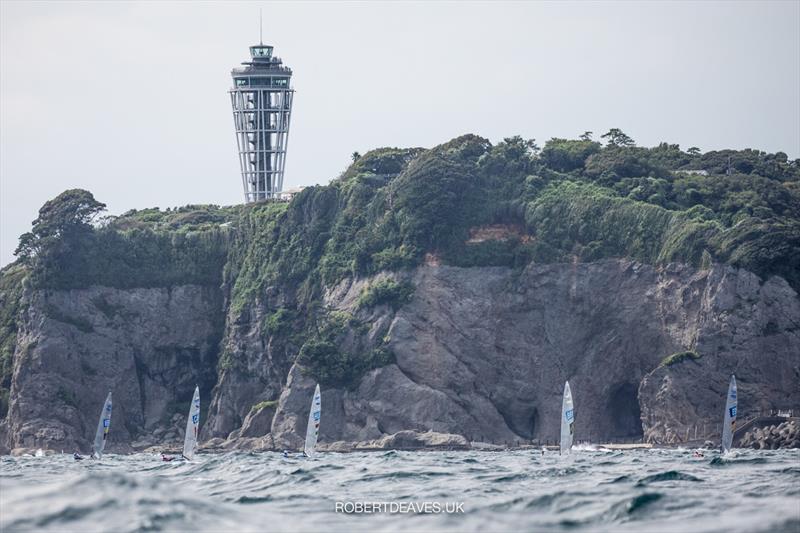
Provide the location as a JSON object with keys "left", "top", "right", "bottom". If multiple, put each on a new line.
{"left": 182, "top": 386, "right": 200, "bottom": 461}
{"left": 721, "top": 375, "right": 737, "bottom": 453}
{"left": 92, "top": 392, "right": 112, "bottom": 459}
{"left": 560, "top": 381, "right": 574, "bottom": 456}
{"left": 304, "top": 384, "right": 321, "bottom": 457}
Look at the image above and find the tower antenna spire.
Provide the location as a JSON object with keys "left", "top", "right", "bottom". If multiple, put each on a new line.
{"left": 259, "top": 8, "right": 263, "bottom": 45}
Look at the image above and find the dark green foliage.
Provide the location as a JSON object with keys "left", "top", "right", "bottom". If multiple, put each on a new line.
{"left": 646, "top": 142, "right": 693, "bottom": 170}
{"left": 693, "top": 149, "right": 799, "bottom": 181}
{"left": 5, "top": 131, "right": 799, "bottom": 393}
{"left": 357, "top": 279, "right": 414, "bottom": 310}
{"left": 262, "top": 307, "right": 294, "bottom": 336}
{"left": 296, "top": 311, "right": 394, "bottom": 389}
{"left": 0, "top": 263, "right": 25, "bottom": 417}
{"left": 297, "top": 339, "right": 345, "bottom": 385}
{"left": 313, "top": 137, "right": 490, "bottom": 285}
{"left": 299, "top": 341, "right": 395, "bottom": 390}
{"left": 113, "top": 204, "right": 240, "bottom": 232}
{"left": 30, "top": 226, "right": 231, "bottom": 290}
{"left": 476, "top": 135, "right": 535, "bottom": 176}
{"left": 712, "top": 217, "right": 800, "bottom": 291}
{"left": 540, "top": 138, "right": 601, "bottom": 172}
{"left": 340, "top": 147, "right": 426, "bottom": 181}
{"left": 585, "top": 146, "right": 669, "bottom": 183}
{"left": 601, "top": 128, "right": 636, "bottom": 147}
{"left": 525, "top": 182, "right": 716, "bottom": 266}
{"left": 660, "top": 350, "right": 702, "bottom": 367}
{"left": 18, "top": 200, "right": 236, "bottom": 291}
{"left": 391, "top": 144, "right": 483, "bottom": 254}
{"left": 15, "top": 189, "right": 106, "bottom": 262}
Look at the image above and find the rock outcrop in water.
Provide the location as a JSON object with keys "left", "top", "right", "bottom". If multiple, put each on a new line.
{"left": 2, "top": 134, "right": 799, "bottom": 454}
{"left": 738, "top": 420, "right": 800, "bottom": 450}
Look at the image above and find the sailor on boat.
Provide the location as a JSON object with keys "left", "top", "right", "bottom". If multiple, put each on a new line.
{"left": 73, "top": 452, "right": 84, "bottom": 461}
{"left": 282, "top": 449, "right": 309, "bottom": 459}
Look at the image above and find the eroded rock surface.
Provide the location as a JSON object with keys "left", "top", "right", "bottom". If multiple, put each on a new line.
{"left": 4, "top": 260, "right": 799, "bottom": 453}
{"left": 2, "top": 285, "right": 223, "bottom": 453}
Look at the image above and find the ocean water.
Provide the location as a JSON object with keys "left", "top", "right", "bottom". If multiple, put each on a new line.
{"left": 1, "top": 448, "right": 798, "bottom": 532}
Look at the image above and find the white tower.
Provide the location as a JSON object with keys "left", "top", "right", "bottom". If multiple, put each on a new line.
{"left": 230, "top": 41, "right": 294, "bottom": 202}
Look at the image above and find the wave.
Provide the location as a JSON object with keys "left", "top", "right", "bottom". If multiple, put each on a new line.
{"left": 1, "top": 449, "right": 797, "bottom": 532}
{"left": 710, "top": 456, "right": 768, "bottom": 467}
{"left": 1, "top": 470, "right": 242, "bottom": 532}
{"left": 636, "top": 470, "right": 703, "bottom": 486}
{"left": 609, "top": 492, "right": 665, "bottom": 520}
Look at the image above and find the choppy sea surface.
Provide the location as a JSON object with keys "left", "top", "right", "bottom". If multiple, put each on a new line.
{"left": 1, "top": 447, "right": 798, "bottom": 532}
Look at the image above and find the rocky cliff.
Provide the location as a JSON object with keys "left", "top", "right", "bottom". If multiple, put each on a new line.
{"left": 3, "top": 258, "right": 797, "bottom": 453}
{"left": 1, "top": 285, "right": 223, "bottom": 453}
{"left": 212, "top": 260, "right": 799, "bottom": 450}
{"left": 2, "top": 133, "right": 799, "bottom": 453}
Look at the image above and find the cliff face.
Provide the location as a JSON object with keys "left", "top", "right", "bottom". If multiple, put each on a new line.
{"left": 638, "top": 267, "right": 800, "bottom": 444}
{"left": 3, "top": 134, "right": 799, "bottom": 452}
{"left": 199, "top": 259, "right": 798, "bottom": 450}
{"left": 1, "top": 285, "right": 223, "bottom": 453}
{"left": 3, "top": 260, "right": 798, "bottom": 453}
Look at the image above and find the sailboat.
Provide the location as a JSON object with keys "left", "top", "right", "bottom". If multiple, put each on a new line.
{"left": 91, "top": 392, "right": 112, "bottom": 459}
{"left": 560, "top": 381, "right": 574, "bottom": 456}
{"left": 303, "top": 384, "right": 321, "bottom": 457}
{"left": 182, "top": 386, "right": 201, "bottom": 461}
{"left": 721, "top": 374, "right": 737, "bottom": 454}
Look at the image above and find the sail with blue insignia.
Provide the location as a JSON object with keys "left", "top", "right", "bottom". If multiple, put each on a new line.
{"left": 182, "top": 386, "right": 200, "bottom": 461}
{"left": 304, "top": 384, "right": 321, "bottom": 457}
{"left": 721, "top": 375, "right": 737, "bottom": 453}
{"left": 92, "top": 392, "right": 112, "bottom": 459}
{"left": 560, "top": 381, "right": 574, "bottom": 456}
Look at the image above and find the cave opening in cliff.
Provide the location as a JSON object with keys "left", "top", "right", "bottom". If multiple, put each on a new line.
{"left": 608, "top": 383, "right": 643, "bottom": 439}
{"left": 527, "top": 408, "right": 538, "bottom": 440}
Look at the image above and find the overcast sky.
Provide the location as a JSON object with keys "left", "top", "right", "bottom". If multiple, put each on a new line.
{"left": 2, "top": 1, "right": 799, "bottom": 267}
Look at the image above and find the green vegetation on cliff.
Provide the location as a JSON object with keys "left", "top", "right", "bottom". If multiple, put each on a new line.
{"left": 357, "top": 279, "right": 414, "bottom": 311}
{"left": 660, "top": 350, "right": 702, "bottom": 367}
{"left": 4, "top": 129, "right": 799, "bottom": 389}
{"left": 16, "top": 193, "right": 236, "bottom": 290}
{"left": 0, "top": 264, "right": 25, "bottom": 416}
{"left": 296, "top": 311, "right": 394, "bottom": 389}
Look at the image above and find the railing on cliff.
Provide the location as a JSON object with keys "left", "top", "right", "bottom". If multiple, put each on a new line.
{"left": 664, "top": 408, "right": 798, "bottom": 446}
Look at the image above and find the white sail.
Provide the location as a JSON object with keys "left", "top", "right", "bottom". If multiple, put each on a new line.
{"left": 560, "top": 381, "right": 575, "bottom": 455}
{"left": 182, "top": 386, "right": 200, "bottom": 461}
{"left": 92, "top": 392, "right": 112, "bottom": 459}
{"left": 304, "top": 384, "right": 321, "bottom": 457}
{"left": 721, "top": 374, "right": 737, "bottom": 453}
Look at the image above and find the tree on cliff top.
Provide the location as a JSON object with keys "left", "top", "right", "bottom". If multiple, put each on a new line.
{"left": 601, "top": 128, "right": 636, "bottom": 147}
{"left": 14, "top": 189, "right": 106, "bottom": 262}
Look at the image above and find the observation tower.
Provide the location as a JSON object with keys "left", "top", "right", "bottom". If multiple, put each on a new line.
{"left": 230, "top": 40, "right": 294, "bottom": 202}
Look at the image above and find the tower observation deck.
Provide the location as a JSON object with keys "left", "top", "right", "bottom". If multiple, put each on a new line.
{"left": 230, "top": 43, "right": 294, "bottom": 202}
